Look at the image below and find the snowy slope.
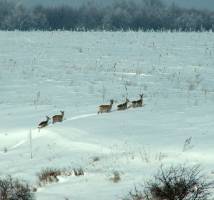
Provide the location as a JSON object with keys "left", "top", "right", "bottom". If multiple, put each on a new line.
{"left": 0, "top": 31, "right": 214, "bottom": 200}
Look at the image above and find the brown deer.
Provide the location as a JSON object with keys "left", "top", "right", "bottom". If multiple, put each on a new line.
{"left": 131, "top": 94, "right": 144, "bottom": 108}
{"left": 98, "top": 100, "right": 114, "bottom": 114}
{"left": 52, "top": 111, "right": 64, "bottom": 124}
{"left": 38, "top": 116, "right": 50, "bottom": 130}
{"left": 117, "top": 98, "right": 129, "bottom": 111}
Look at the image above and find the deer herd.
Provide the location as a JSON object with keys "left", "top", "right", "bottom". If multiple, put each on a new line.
{"left": 38, "top": 94, "right": 144, "bottom": 130}
{"left": 38, "top": 111, "right": 64, "bottom": 131}
{"left": 98, "top": 93, "right": 144, "bottom": 113}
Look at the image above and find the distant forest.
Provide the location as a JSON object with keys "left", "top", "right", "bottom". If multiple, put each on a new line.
{"left": 0, "top": 0, "right": 214, "bottom": 31}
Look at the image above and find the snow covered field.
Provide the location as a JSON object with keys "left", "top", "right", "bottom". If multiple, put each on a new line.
{"left": 0, "top": 31, "right": 214, "bottom": 200}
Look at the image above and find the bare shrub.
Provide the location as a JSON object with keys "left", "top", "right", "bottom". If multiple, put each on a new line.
{"left": 144, "top": 165, "right": 213, "bottom": 200}
{"left": 123, "top": 187, "right": 143, "bottom": 200}
{"left": 139, "top": 148, "right": 150, "bottom": 163}
{"left": 110, "top": 171, "right": 121, "bottom": 183}
{"left": 37, "top": 167, "right": 83, "bottom": 186}
{"left": 37, "top": 168, "right": 62, "bottom": 185}
{"left": 0, "top": 176, "right": 34, "bottom": 200}
{"left": 183, "top": 137, "right": 193, "bottom": 152}
{"left": 73, "top": 168, "right": 84, "bottom": 176}
{"left": 155, "top": 152, "right": 168, "bottom": 162}
{"left": 92, "top": 156, "right": 100, "bottom": 162}
{"left": 124, "top": 165, "right": 213, "bottom": 200}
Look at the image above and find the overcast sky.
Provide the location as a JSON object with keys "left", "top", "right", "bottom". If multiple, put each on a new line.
{"left": 13, "top": 0, "right": 214, "bottom": 10}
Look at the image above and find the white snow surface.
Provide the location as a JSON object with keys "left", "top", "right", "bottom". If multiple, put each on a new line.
{"left": 0, "top": 31, "right": 214, "bottom": 200}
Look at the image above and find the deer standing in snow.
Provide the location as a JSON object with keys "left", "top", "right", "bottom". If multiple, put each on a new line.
{"left": 38, "top": 116, "right": 50, "bottom": 131}
{"left": 98, "top": 100, "right": 114, "bottom": 114}
{"left": 117, "top": 98, "right": 129, "bottom": 111}
{"left": 131, "top": 94, "right": 144, "bottom": 108}
{"left": 52, "top": 111, "right": 64, "bottom": 124}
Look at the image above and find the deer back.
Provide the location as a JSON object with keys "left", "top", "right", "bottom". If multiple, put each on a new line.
{"left": 131, "top": 95, "right": 143, "bottom": 107}
{"left": 98, "top": 100, "right": 114, "bottom": 113}
{"left": 117, "top": 99, "right": 129, "bottom": 110}
{"left": 52, "top": 112, "right": 64, "bottom": 123}
{"left": 99, "top": 104, "right": 112, "bottom": 112}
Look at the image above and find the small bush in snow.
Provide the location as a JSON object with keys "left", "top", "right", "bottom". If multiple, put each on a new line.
{"left": 123, "top": 187, "right": 143, "bottom": 200}
{"left": 144, "top": 165, "right": 213, "bottom": 200}
{"left": 37, "top": 167, "right": 83, "bottom": 186}
{"left": 0, "top": 176, "right": 34, "bottom": 200}
{"left": 92, "top": 156, "right": 100, "bottom": 162}
{"left": 124, "top": 165, "right": 213, "bottom": 200}
{"left": 183, "top": 137, "right": 193, "bottom": 152}
{"left": 37, "top": 168, "right": 62, "bottom": 185}
{"left": 110, "top": 171, "right": 121, "bottom": 183}
{"left": 73, "top": 168, "right": 84, "bottom": 176}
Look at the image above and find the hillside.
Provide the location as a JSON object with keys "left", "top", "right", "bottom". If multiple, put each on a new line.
{"left": 0, "top": 31, "right": 214, "bottom": 199}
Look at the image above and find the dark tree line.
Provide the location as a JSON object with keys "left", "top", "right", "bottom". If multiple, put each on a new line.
{"left": 0, "top": 0, "right": 214, "bottom": 31}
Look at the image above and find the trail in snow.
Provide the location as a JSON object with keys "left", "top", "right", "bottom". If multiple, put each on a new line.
{"left": 8, "top": 128, "right": 47, "bottom": 150}
{"left": 6, "top": 108, "right": 141, "bottom": 151}
{"left": 113, "top": 72, "right": 152, "bottom": 77}
{"left": 10, "top": 140, "right": 26, "bottom": 150}
{"left": 66, "top": 113, "right": 97, "bottom": 121}
{"left": 8, "top": 113, "right": 98, "bottom": 150}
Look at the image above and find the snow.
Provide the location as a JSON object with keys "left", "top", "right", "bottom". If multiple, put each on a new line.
{"left": 0, "top": 31, "right": 214, "bottom": 200}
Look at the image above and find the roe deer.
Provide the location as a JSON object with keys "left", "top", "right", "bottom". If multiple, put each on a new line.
{"left": 38, "top": 116, "right": 50, "bottom": 130}
{"left": 117, "top": 98, "right": 129, "bottom": 111}
{"left": 131, "top": 94, "right": 144, "bottom": 108}
{"left": 52, "top": 111, "right": 64, "bottom": 124}
{"left": 98, "top": 100, "right": 114, "bottom": 114}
